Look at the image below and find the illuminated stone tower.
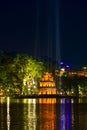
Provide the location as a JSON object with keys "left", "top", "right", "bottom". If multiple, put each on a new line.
{"left": 39, "top": 72, "right": 56, "bottom": 95}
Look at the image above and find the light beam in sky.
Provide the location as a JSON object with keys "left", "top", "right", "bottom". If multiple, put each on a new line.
{"left": 55, "top": 0, "right": 62, "bottom": 93}
{"left": 55, "top": 0, "right": 61, "bottom": 66}
{"left": 34, "top": 0, "right": 40, "bottom": 59}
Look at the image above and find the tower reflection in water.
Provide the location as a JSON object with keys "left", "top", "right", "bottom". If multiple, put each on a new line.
{"left": 39, "top": 98, "right": 56, "bottom": 130}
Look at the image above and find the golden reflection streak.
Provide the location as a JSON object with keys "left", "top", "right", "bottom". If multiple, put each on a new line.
{"left": 23, "top": 99, "right": 37, "bottom": 130}
{"left": 39, "top": 98, "right": 56, "bottom": 104}
{"left": 7, "top": 97, "right": 10, "bottom": 130}
{"left": 39, "top": 98, "right": 56, "bottom": 130}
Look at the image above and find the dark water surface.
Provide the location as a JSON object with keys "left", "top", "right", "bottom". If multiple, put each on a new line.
{"left": 0, "top": 97, "right": 87, "bottom": 130}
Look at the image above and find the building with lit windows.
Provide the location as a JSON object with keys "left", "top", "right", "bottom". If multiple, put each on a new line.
{"left": 68, "top": 66, "right": 87, "bottom": 77}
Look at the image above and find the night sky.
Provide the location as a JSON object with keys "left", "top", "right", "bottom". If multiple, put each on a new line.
{"left": 0, "top": 0, "right": 87, "bottom": 69}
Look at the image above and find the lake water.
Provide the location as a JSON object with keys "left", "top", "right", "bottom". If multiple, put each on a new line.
{"left": 0, "top": 97, "right": 87, "bottom": 130}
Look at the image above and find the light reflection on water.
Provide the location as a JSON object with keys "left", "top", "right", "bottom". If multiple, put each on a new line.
{"left": 7, "top": 97, "right": 10, "bottom": 130}
{"left": 0, "top": 97, "right": 87, "bottom": 130}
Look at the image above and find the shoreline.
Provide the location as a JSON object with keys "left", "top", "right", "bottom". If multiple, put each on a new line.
{"left": 13, "top": 94, "right": 87, "bottom": 99}
{"left": 0, "top": 94, "right": 87, "bottom": 99}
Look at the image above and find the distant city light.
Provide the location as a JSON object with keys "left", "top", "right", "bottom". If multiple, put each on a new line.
{"left": 60, "top": 62, "right": 64, "bottom": 65}
{"left": 66, "top": 65, "right": 69, "bottom": 68}
{"left": 60, "top": 68, "right": 65, "bottom": 71}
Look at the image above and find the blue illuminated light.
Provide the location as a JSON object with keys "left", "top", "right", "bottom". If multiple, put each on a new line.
{"left": 66, "top": 65, "right": 69, "bottom": 68}
{"left": 60, "top": 62, "right": 64, "bottom": 65}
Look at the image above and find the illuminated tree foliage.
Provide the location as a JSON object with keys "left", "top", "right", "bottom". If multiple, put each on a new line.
{"left": 0, "top": 53, "right": 45, "bottom": 96}
{"left": 61, "top": 75, "right": 87, "bottom": 96}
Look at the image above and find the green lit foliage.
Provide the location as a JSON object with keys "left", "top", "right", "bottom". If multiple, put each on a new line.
{"left": 61, "top": 75, "right": 87, "bottom": 96}
{"left": 0, "top": 53, "right": 45, "bottom": 96}
{"left": 77, "top": 76, "right": 87, "bottom": 95}
{"left": 62, "top": 73, "right": 67, "bottom": 77}
{"left": 0, "top": 55, "right": 22, "bottom": 95}
{"left": 12, "top": 54, "right": 45, "bottom": 95}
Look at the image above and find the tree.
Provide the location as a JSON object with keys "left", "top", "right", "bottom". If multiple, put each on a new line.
{"left": 0, "top": 53, "right": 45, "bottom": 96}
{"left": 10, "top": 54, "right": 45, "bottom": 95}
